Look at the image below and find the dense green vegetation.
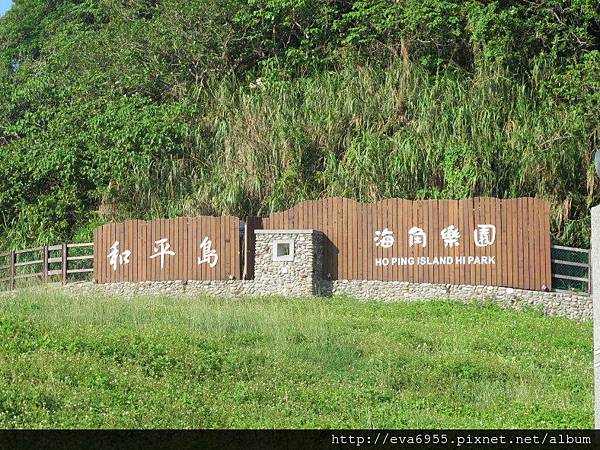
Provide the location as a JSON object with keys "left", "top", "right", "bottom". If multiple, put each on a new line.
{"left": 0, "top": 1, "right": 598, "bottom": 249}
{"left": 0, "top": 291, "right": 592, "bottom": 428}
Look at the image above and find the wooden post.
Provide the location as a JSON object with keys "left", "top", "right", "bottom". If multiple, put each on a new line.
{"left": 62, "top": 243, "right": 68, "bottom": 285}
{"left": 242, "top": 219, "right": 248, "bottom": 280}
{"left": 9, "top": 251, "right": 15, "bottom": 290}
{"left": 43, "top": 245, "right": 49, "bottom": 284}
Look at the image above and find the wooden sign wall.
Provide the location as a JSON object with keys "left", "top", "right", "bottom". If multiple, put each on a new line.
{"left": 94, "top": 216, "right": 241, "bottom": 284}
{"left": 254, "top": 197, "right": 552, "bottom": 291}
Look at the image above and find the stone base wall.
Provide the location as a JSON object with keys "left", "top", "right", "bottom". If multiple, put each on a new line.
{"left": 319, "top": 280, "right": 591, "bottom": 321}
{"left": 56, "top": 279, "right": 592, "bottom": 321}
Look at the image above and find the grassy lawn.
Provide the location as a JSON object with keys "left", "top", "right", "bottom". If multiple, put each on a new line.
{"left": 0, "top": 290, "right": 592, "bottom": 429}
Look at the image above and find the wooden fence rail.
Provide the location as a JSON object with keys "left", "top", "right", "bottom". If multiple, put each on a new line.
{"left": 0, "top": 243, "right": 93, "bottom": 289}
{"left": 550, "top": 245, "right": 590, "bottom": 293}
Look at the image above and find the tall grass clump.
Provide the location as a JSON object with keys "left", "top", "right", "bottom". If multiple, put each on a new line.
{"left": 126, "top": 62, "right": 591, "bottom": 246}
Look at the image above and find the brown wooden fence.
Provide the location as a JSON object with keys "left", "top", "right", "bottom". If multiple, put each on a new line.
{"left": 94, "top": 216, "right": 241, "bottom": 284}
{"left": 251, "top": 197, "right": 552, "bottom": 291}
{"left": 0, "top": 243, "right": 94, "bottom": 289}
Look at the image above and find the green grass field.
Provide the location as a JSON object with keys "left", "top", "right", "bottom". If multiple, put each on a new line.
{"left": 0, "top": 291, "right": 592, "bottom": 429}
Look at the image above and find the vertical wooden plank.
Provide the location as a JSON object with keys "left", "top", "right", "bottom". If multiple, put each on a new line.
{"left": 523, "top": 199, "right": 531, "bottom": 290}
{"left": 484, "top": 198, "right": 491, "bottom": 288}
{"left": 131, "top": 221, "right": 137, "bottom": 282}
{"left": 169, "top": 218, "right": 175, "bottom": 282}
{"left": 338, "top": 199, "right": 344, "bottom": 279}
{"left": 167, "top": 218, "right": 172, "bottom": 281}
{"left": 42, "top": 245, "right": 48, "bottom": 285}
{"left": 447, "top": 200, "right": 456, "bottom": 286}
{"left": 226, "top": 216, "right": 232, "bottom": 279}
{"left": 96, "top": 226, "right": 101, "bottom": 284}
{"left": 138, "top": 220, "right": 145, "bottom": 283}
{"left": 535, "top": 198, "right": 546, "bottom": 290}
{"left": 61, "top": 243, "right": 68, "bottom": 285}
{"left": 217, "top": 216, "right": 223, "bottom": 280}
{"left": 436, "top": 200, "right": 444, "bottom": 284}
{"left": 180, "top": 217, "right": 186, "bottom": 281}
{"left": 516, "top": 198, "right": 524, "bottom": 289}
{"left": 391, "top": 199, "right": 399, "bottom": 282}
{"left": 494, "top": 199, "right": 503, "bottom": 286}
{"left": 8, "top": 251, "right": 15, "bottom": 290}
{"left": 93, "top": 228, "right": 98, "bottom": 283}
{"left": 408, "top": 199, "right": 414, "bottom": 283}
{"left": 423, "top": 200, "right": 431, "bottom": 284}
{"left": 341, "top": 198, "right": 348, "bottom": 280}
{"left": 157, "top": 218, "right": 163, "bottom": 282}
{"left": 378, "top": 199, "right": 386, "bottom": 282}
{"left": 421, "top": 199, "right": 427, "bottom": 283}
{"left": 470, "top": 198, "right": 479, "bottom": 286}
{"left": 184, "top": 218, "right": 190, "bottom": 281}
{"left": 510, "top": 199, "right": 517, "bottom": 289}
{"left": 101, "top": 224, "right": 106, "bottom": 284}
{"left": 531, "top": 199, "right": 539, "bottom": 290}
{"left": 174, "top": 218, "right": 180, "bottom": 281}
{"left": 127, "top": 220, "right": 133, "bottom": 282}
{"left": 146, "top": 220, "right": 152, "bottom": 282}
{"left": 242, "top": 217, "right": 249, "bottom": 280}
{"left": 196, "top": 217, "right": 203, "bottom": 281}
{"left": 538, "top": 199, "right": 546, "bottom": 291}
{"left": 105, "top": 224, "right": 110, "bottom": 284}
{"left": 139, "top": 219, "right": 144, "bottom": 282}
{"left": 150, "top": 219, "right": 156, "bottom": 282}
{"left": 166, "top": 218, "right": 172, "bottom": 282}
{"left": 455, "top": 199, "right": 462, "bottom": 286}
{"left": 525, "top": 198, "right": 533, "bottom": 290}
{"left": 466, "top": 198, "right": 473, "bottom": 286}
{"left": 227, "top": 216, "right": 233, "bottom": 280}
{"left": 485, "top": 200, "right": 493, "bottom": 286}
{"left": 169, "top": 218, "right": 175, "bottom": 281}
{"left": 311, "top": 201, "right": 321, "bottom": 278}
{"left": 383, "top": 199, "right": 390, "bottom": 281}
{"left": 191, "top": 217, "right": 198, "bottom": 281}
{"left": 429, "top": 199, "right": 437, "bottom": 285}
{"left": 366, "top": 200, "right": 372, "bottom": 281}
{"left": 202, "top": 217, "right": 209, "bottom": 280}
{"left": 543, "top": 201, "right": 552, "bottom": 290}
{"left": 392, "top": 200, "right": 398, "bottom": 282}
{"left": 505, "top": 199, "right": 512, "bottom": 288}
{"left": 536, "top": 202, "right": 545, "bottom": 290}
{"left": 99, "top": 225, "right": 105, "bottom": 284}
{"left": 111, "top": 223, "right": 118, "bottom": 284}
{"left": 496, "top": 201, "right": 505, "bottom": 287}
{"left": 404, "top": 200, "right": 411, "bottom": 283}
{"left": 460, "top": 198, "right": 467, "bottom": 285}
{"left": 235, "top": 217, "right": 241, "bottom": 280}
{"left": 107, "top": 223, "right": 113, "bottom": 284}
{"left": 356, "top": 200, "right": 363, "bottom": 281}
{"left": 481, "top": 197, "right": 489, "bottom": 287}
{"left": 345, "top": 198, "right": 352, "bottom": 280}
{"left": 123, "top": 221, "right": 129, "bottom": 282}
{"left": 331, "top": 198, "right": 338, "bottom": 279}
{"left": 152, "top": 219, "right": 158, "bottom": 282}
{"left": 530, "top": 198, "right": 538, "bottom": 290}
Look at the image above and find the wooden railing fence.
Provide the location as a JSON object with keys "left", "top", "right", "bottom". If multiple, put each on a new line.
{"left": 0, "top": 243, "right": 94, "bottom": 289}
{"left": 551, "top": 245, "right": 590, "bottom": 294}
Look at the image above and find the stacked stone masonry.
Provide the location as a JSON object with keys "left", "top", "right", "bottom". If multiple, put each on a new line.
{"left": 58, "top": 279, "right": 591, "bottom": 322}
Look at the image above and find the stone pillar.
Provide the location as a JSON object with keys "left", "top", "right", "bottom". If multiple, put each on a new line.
{"left": 253, "top": 229, "right": 323, "bottom": 297}
{"left": 592, "top": 206, "right": 600, "bottom": 428}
